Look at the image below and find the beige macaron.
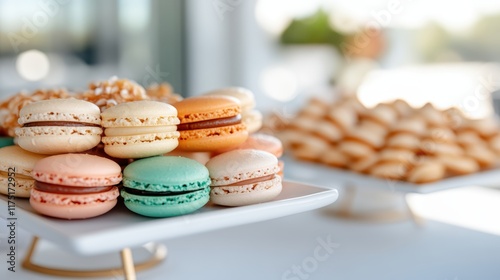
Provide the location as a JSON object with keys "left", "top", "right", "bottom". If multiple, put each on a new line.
{"left": 389, "top": 117, "right": 427, "bottom": 136}
{"left": 463, "top": 144, "right": 497, "bottom": 168}
{"left": 312, "top": 120, "right": 344, "bottom": 143}
{"left": 386, "top": 133, "right": 421, "bottom": 151}
{"left": 368, "top": 161, "right": 408, "bottom": 180}
{"left": 407, "top": 159, "right": 445, "bottom": 184}
{"left": 318, "top": 148, "right": 349, "bottom": 168}
{"left": 391, "top": 99, "right": 414, "bottom": 118}
{"left": 348, "top": 154, "right": 379, "bottom": 173}
{"left": 327, "top": 106, "right": 357, "bottom": 132}
{"left": 437, "top": 155, "right": 480, "bottom": 176}
{"left": 0, "top": 145, "right": 48, "bottom": 197}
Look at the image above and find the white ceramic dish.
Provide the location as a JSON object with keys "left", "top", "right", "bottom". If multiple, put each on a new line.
{"left": 0, "top": 180, "right": 337, "bottom": 255}
{"left": 284, "top": 156, "right": 500, "bottom": 194}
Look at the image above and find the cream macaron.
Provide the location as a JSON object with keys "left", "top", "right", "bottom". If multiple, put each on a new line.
{"left": 0, "top": 145, "right": 47, "bottom": 197}
{"left": 101, "top": 100, "right": 180, "bottom": 158}
{"left": 205, "top": 87, "right": 263, "bottom": 133}
{"left": 15, "top": 99, "right": 102, "bottom": 154}
{"left": 206, "top": 149, "right": 282, "bottom": 206}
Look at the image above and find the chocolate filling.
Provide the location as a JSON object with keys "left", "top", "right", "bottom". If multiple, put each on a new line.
{"left": 35, "top": 181, "right": 113, "bottom": 194}
{"left": 122, "top": 187, "right": 202, "bottom": 196}
{"left": 226, "top": 174, "right": 276, "bottom": 186}
{"left": 23, "top": 121, "right": 101, "bottom": 127}
{"left": 177, "top": 115, "right": 241, "bottom": 131}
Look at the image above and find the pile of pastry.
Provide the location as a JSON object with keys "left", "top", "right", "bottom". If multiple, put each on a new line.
{"left": 276, "top": 96, "right": 500, "bottom": 184}
{"left": 0, "top": 77, "right": 283, "bottom": 219}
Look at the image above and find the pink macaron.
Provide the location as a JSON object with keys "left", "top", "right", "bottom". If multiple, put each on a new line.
{"left": 213, "top": 133, "right": 284, "bottom": 177}
{"left": 206, "top": 149, "right": 282, "bottom": 206}
{"left": 30, "top": 154, "right": 122, "bottom": 219}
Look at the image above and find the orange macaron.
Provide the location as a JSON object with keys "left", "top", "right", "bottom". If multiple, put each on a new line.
{"left": 174, "top": 96, "right": 248, "bottom": 151}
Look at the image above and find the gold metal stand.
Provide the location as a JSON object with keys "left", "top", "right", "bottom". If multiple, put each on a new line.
{"left": 334, "top": 186, "right": 425, "bottom": 226}
{"left": 22, "top": 236, "right": 167, "bottom": 279}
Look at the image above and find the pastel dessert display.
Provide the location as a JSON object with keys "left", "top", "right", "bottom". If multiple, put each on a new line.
{"left": 121, "top": 156, "right": 211, "bottom": 217}
{"left": 206, "top": 149, "right": 282, "bottom": 206}
{"left": 204, "top": 87, "right": 263, "bottom": 133}
{"left": 0, "top": 145, "right": 47, "bottom": 198}
{"left": 101, "top": 100, "right": 180, "bottom": 158}
{"left": 30, "top": 154, "right": 121, "bottom": 219}
{"left": 15, "top": 99, "right": 102, "bottom": 154}
{"left": 275, "top": 96, "right": 500, "bottom": 184}
{"left": 173, "top": 96, "right": 248, "bottom": 152}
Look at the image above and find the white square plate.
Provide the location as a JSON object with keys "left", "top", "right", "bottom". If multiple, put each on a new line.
{"left": 0, "top": 180, "right": 338, "bottom": 255}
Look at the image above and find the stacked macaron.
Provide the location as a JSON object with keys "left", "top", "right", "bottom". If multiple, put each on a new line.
{"left": 206, "top": 149, "right": 282, "bottom": 206}
{"left": 121, "top": 156, "right": 211, "bottom": 217}
{"left": 0, "top": 146, "right": 48, "bottom": 198}
{"left": 16, "top": 99, "right": 103, "bottom": 154}
{"left": 30, "top": 154, "right": 122, "bottom": 219}
{"left": 173, "top": 95, "right": 248, "bottom": 151}
{"left": 101, "top": 100, "right": 180, "bottom": 158}
{"left": 204, "top": 87, "right": 263, "bottom": 133}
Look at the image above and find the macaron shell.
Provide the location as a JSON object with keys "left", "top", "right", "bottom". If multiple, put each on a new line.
{"left": 29, "top": 187, "right": 119, "bottom": 219}
{"left": 0, "top": 145, "right": 48, "bottom": 176}
{"left": 210, "top": 176, "right": 282, "bottom": 206}
{"left": 123, "top": 156, "right": 210, "bottom": 191}
{"left": 101, "top": 101, "right": 180, "bottom": 127}
{"left": 121, "top": 187, "right": 210, "bottom": 217}
{"left": 18, "top": 99, "right": 101, "bottom": 125}
{"left": 243, "top": 110, "right": 263, "bottom": 134}
{"left": 177, "top": 124, "right": 248, "bottom": 152}
{"left": 174, "top": 96, "right": 241, "bottom": 123}
{"left": 102, "top": 133, "right": 179, "bottom": 158}
{"left": 30, "top": 198, "right": 117, "bottom": 219}
{"left": 33, "top": 154, "right": 122, "bottom": 187}
{"left": 16, "top": 127, "right": 102, "bottom": 154}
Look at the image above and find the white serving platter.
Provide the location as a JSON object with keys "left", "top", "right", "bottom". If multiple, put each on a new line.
{"left": 283, "top": 156, "right": 500, "bottom": 194}
{"left": 0, "top": 180, "right": 337, "bottom": 256}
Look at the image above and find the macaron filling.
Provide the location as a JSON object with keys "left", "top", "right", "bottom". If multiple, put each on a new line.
{"left": 22, "top": 121, "right": 101, "bottom": 127}
{"left": 177, "top": 115, "right": 241, "bottom": 131}
{"left": 226, "top": 174, "right": 276, "bottom": 186}
{"left": 122, "top": 187, "right": 204, "bottom": 196}
{"left": 34, "top": 181, "right": 114, "bottom": 194}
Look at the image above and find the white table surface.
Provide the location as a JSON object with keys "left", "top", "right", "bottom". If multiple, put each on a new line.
{"left": 1, "top": 202, "right": 500, "bottom": 280}
{"left": 2, "top": 157, "right": 500, "bottom": 280}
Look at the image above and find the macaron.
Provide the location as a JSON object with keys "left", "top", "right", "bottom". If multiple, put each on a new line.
{"left": 206, "top": 149, "right": 282, "bottom": 206}
{"left": 215, "top": 133, "right": 285, "bottom": 177}
{"left": 121, "top": 156, "right": 211, "bottom": 217}
{"left": 15, "top": 99, "right": 102, "bottom": 154}
{"left": 0, "top": 146, "right": 47, "bottom": 198}
{"left": 30, "top": 154, "right": 122, "bottom": 219}
{"left": 101, "top": 100, "right": 180, "bottom": 158}
{"left": 205, "top": 87, "right": 263, "bottom": 133}
{"left": 174, "top": 96, "right": 248, "bottom": 152}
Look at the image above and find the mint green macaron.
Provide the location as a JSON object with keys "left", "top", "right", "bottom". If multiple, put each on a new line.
{"left": 121, "top": 156, "right": 211, "bottom": 217}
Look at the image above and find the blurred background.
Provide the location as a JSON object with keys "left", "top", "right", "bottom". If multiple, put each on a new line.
{"left": 1, "top": 0, "right": 500, "bottom": 116}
